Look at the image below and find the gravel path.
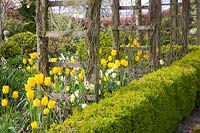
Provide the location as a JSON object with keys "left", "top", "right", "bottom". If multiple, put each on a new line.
{"left": 175, "top": 107, "right": 200, "bottom": 133}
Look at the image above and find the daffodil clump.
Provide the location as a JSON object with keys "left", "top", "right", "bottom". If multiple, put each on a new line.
{"left": 99, "top": 49, "right": 130, "bottom": 92}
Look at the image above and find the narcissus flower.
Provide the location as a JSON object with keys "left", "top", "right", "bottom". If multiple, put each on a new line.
{"left": 44, "top": 77, "right": 51, "bottom": 86}
{"left": 24, "top": 83, "right": 32, "bottom": 91}
{"left": 43, "top": 108, "right": 49, "bottom": 115}
{"left": 2, "top": 85, "right": 9, "bottom": 94}
{"left": 114, "top": 60, "right": 121, "bottom": 69}
{"left": 29, "top": 52, "right": 37, "bottom": 60}
{"left": 111, "top": 49, "right": 117, "bottom": 56}
{"left": 108, "top": 62, "right": 114, "bottom": 68}
{"left": 12, "top": 91, "right": 19, "bottom": 99}
{"left": 26, "top": 90, "right": 34, "bottom": 100}
{"left": 31, "top": 121, "right": 38, "bottom": 129}
{"left": 121, "top": 59, "right": 128, "bottom": 67}
{"left": 1, "top": 99, "right": 8, "bottom": 107}
{"left": 35, "top": 73, "right": 44, "bottom": 85}
{"left": 41, "top": 96, "right": 48, "bottom": 106}
{"left": 23, "top": 58, "right": 27, "bottom": 64}
{"left": 33, "top": 98, "right": 40, "bottom": 107}
{"left": 26, "top": 66, "right": 31, "bottom": 71}
{"left": 48, "top": 100, "right": 56, "bottom": 109}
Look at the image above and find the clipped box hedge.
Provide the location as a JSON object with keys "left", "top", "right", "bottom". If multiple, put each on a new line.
{"left": 49, "top": 48, "right": 200, "bottom": 133}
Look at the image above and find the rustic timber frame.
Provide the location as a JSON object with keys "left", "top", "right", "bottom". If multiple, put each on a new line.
{"left": 36, "top": 0, "right": 200, "bottom": 101}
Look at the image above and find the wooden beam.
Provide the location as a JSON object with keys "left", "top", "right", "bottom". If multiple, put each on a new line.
{"left": 46, "top": 30, "right": 87, "bottom": 38}
{"left": 48, "top": 62, "right": 87, "bottom": 68}
{"left": 120, "top": 47, "right": 149, "bottom": 51}
{"left": 48, "top": 0, "right": 88, "bottom": 7}
{"left": 119, "top": 6, "right": 148, "bottom": 10}
{"left": 113, "top": 25, "right": 152, "bottom": 31}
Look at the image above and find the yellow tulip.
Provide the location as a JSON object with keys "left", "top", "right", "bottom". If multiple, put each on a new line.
{"left": 65, "top": 68, "right": 70, "bottom": 75}
{"left": 137, "top": 51, "right": 143, "bottom": 57}
{"left": 100, "top": 59, "right": 107, "bottom": 67}
{"left": 78, "top": 72, "right": 84, "bottom": 80}
{"left": 43, "top": 108, "right": 49, "bottom": 115}
{"left": 31, "top": 121, "right": 38, "bottom": 129}
{"left": 28, "top": 77, "right": 36, "bottom": 87}
{"left": 99, "top": 48, "right": 102, "bottom": 54}
{"left": 48, "top": 100, "right": 56, "bottom": 109}
{"left": 35, "top": 73, "right": 44, "bottom": 85}
{"left": 70, "top": 70, "right": 75, "bottom": 77}
{"left": 29, "top": 52, "right": 37, "bottom": 60}
{"left": 135, "top": 56, "right": 140, "bottom": 62}
{"left": 71, "top": 58, "right": 76, "bottom": 63}
{"left": 24, "top": 83, "right": 32, "bottom": 91}
{"left": 108, "top": 62, "right": 114, "bottom": 68}
{"left": 1, "top": 99, "right": 8, "bottom": 107}
{"left": 111, "top": 49, "right": 117, "bottom": 56}
{"left": 50, "top": 58, "right": 57, "bottom": 62}
{"left": 114, "top": 60, "right": 121, "bottom": 69}
{"left": 26, "top": 66, "right": 31, "bottom": 71}
{"left": 103, "top": 76, "right": 108, "bottom": 82}
{"left": 28, "top": 59, "right": 33, "bottom": 65}
{"left": 44, "top": 77, "right": 51, "bottom": 86}
{"left": 12, "top": 91, "right": 19, "bottom": 99}
{"left": 2, "top": 85, "right": 9, "bottom": 94}
{"left": 41, "top": 96, "right": 48, "bottom": 106}
{"left": 23, "top": 58, "right": 27, "bottom": 64}
{"left": 26, "top": 90, "right": 34, "bottom": 100}
{"left": 66, "top": 86, "right": 70, "bottom": 92}
{"left": 132, "top": 39, "right": 140, "bottom": 47}
{"left": 33, "top": 98, "right": 40, "bottom": 107}
{"left": 108, "top": 55, "right": 112, "bottom": 62}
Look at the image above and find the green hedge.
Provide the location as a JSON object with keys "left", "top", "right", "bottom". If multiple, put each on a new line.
{"left": 49, "top": 48, "right": 200, "bottom": 133}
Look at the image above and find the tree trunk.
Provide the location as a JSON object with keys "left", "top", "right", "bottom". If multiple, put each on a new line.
{"left": 86, "top": 0, "right": 102, "bottom": 102}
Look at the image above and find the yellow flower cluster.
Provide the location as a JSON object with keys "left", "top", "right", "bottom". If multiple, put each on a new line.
{"left": 100, "top": 49, "right": 128, "bottom": 69}
{"left": 23, "top": 52, "right": 38, "bottom": 71}
{"left": 127, "top": 39, "right": 140, "bottom": 47}
{"left": 1, "top": 85, "right": 19, "bottom": 107}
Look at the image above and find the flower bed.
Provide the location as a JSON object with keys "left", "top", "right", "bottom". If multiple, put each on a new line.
{"left": 49, "top": 47, "right": 200, "bottom": 132}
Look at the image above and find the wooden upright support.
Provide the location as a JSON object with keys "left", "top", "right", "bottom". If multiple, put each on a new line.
{"left": 36, "top": 0, "right": 49, "bottom": 75}
{"left": 182, "top": 0, "right": 190, "bottom": 52}
{"left": 197, "top": 0, "right": 200, "bottom": 44}
{"left": 86, "top": 0, "right": 102, "bottom": 102}
{"left": 112, "top": 0, "right": 120, "bottom": 58}
{"left": 135, "top": 0, "right": 142, "bottom": 45}
{"left": 149, "top": 0, "right": 161, "bottom": 70}
{"left": 0, "top": 0, "right": 2, "bottom": 42}
{"left": 171, "top": 0, "right": 178, "bottom": 45}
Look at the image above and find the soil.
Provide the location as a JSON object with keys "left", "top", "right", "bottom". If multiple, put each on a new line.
{"left": 175, "top": 107, "right": 200, "bottom": 133}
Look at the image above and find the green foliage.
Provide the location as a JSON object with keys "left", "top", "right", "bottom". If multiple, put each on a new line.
{"left": 17, "top": 0, "right": 36, "bottom": 33}
{"left": 49, "top": 47, "right": 200, "bottom": 133}
{"left": 0, "top": 32, "right": 36, "bottom": 59}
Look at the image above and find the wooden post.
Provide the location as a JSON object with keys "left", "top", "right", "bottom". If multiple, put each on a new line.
{"left": 171, "top": 0, "right": 178, "bottom": 45}
{"left": 36, "top": 0, "right": 49, "bottom": 75}
{"left": 86, "top": 0, "right": 102, "bottom": 102}
{"left": 0, "top": 0, "right": 3, "bottom": 42}
{"left": 149, "top": 0, "right": 161, "bottom": 70}
{"left": 182, "top": 0, "right": 190, "bottom": 52}
{"left": 197, "top": 0, "right": 200, "bottom": 44}
{"left": 135, "top": 0, "right": 142, "bottom": 45}
{"left": 112, "top": 0, "right": 120, "bottom": 58}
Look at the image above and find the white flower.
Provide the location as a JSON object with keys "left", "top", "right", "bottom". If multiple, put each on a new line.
{"left": 81, "top": 103, "right": 87, "bottom": 109}
{"left": 116, "top": 81, "right": 121, "bottom": 86}
{"left": 60, "top": 76, "right": 65, "bottom": 81}
{"left": 74, "top": 90, "right": 79, "bottom": 97}
{"left": 70, "top": 94, "right": 75, "bottom": 103}
{"left": 26, "top": 4, "right": 30, "bottom": 8}
{"left": 159, "top": 59, "right": 164, "bottom": 65}
{"left": 111, "top": 73, "right": 117, "bottom": 79}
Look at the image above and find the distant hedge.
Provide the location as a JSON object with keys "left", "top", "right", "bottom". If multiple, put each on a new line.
{"left": 0, "top": 32, "right": 36, "bottom": 59}
{"left": 49, "top": 47, "right": 200, "bottom": 133}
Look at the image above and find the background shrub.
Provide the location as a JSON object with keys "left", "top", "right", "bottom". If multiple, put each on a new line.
{"left": 0, "top": 32, "right": 36, "bottom": 59}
